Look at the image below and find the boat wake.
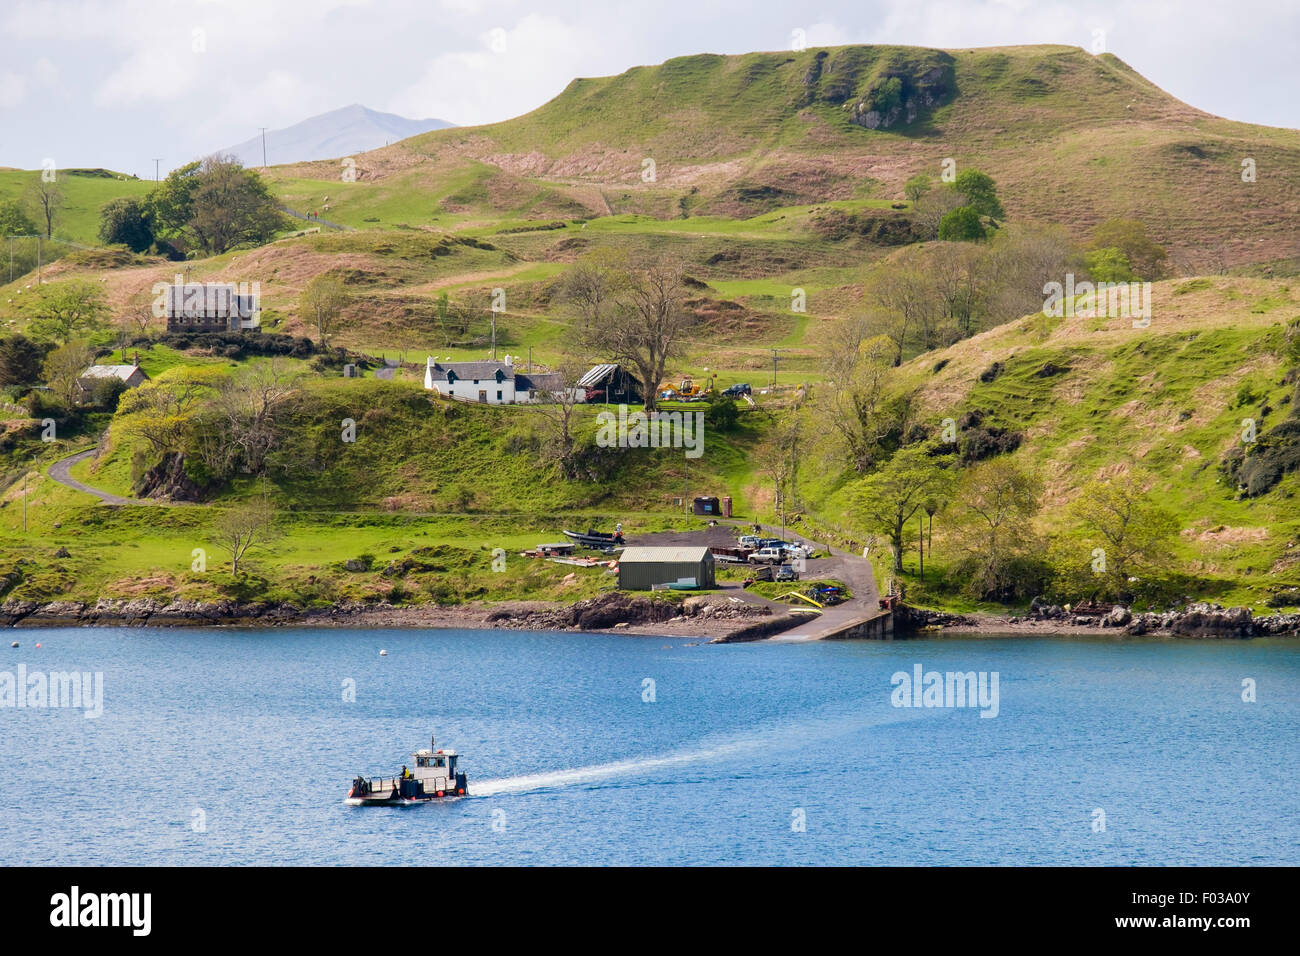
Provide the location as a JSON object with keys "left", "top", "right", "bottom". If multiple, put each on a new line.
{"left": 470, "top": 739, "right": 760, "bottom": 797}
{"left": 470, "top": 704, "right": 916, "bottom": 798}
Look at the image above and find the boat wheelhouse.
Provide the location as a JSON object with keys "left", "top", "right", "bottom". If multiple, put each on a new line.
{"left": 346, "top": 736, "right": 468, "bottom": 806}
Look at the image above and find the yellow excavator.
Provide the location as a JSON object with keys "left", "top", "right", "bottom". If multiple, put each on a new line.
{"left": 658, "top": 374, "right": 715, "bottom": 401}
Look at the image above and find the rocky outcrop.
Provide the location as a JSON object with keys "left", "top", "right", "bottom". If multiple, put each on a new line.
{"left": 1124, "top": 604, "right": 1261, "bottom": 638}
{"left": 135, "top": 452, "right": 205, "bottom": 502}
{"left": 895, "top": 605, "right": 977, "bottom": 632}
{"left": 847, "top": 65, "right": 952, "bottom": 130}
{"left": 1025, "top": 597, "right": 1299, "bottom": 638}
{"left": 1, "top": 597, "right": 310, "bottom": 627}
{"left": 485, "top": 592, "right": 770, "bottom": 632}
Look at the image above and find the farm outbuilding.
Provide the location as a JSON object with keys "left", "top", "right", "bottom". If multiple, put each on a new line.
{"left": 617, "top": 546, "right": 715, "bottom": 590}
{"left": 692, "top": 496, "right": 721, "bottom": 516}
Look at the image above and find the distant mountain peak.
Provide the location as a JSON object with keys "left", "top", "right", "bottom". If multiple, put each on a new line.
{"left": 219, "top": 105, "right": 454, "bottom": 168}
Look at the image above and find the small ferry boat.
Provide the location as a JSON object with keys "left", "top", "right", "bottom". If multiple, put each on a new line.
{"left": 345, "top": 736, "right": 468, "bottom": 806}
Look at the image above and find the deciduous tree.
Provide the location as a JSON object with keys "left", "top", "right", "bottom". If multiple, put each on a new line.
{"left": 25, "top": 177, "right": 62, "bottom": 238}
{"left": 588, "top": 261, "right": 691, "bottom": 413}
{"left": 22, "top": 279, "right": 110, "bottom": 344}
{"left": 1067, "top": 470, "right": 1180, "bottom": 595}
{"left": 212, "top": 495, "right": 277, "bottom": 576}
{"left": 300, "top": 275, "right": 350, "bottom": 348}
{"left": 852, "top": 446, "right": 954, "bottom": 573}
{"left": 951, "top": 459, "right": 1042, "bottom": 598}
{"left": 41, "top": 340, "right": 96, "bottom": 407}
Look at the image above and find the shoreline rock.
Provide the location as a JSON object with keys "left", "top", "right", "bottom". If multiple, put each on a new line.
{"left": 936, "top": 600, "right": 1300, "bottom": 638}
{"left": 0, "top": 591, "right": 777, "bottom": 641}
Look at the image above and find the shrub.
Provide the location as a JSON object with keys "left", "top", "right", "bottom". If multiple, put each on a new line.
{"left": 938, "top": 206, "right": 985, "bottom": 242}
{"left": 705, "top": 396, "right": 739, "bottom": 431}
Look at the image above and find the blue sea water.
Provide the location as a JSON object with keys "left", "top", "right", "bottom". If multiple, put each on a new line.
{"left": 1, "top": 627, "right": 1296, "bottom": 866}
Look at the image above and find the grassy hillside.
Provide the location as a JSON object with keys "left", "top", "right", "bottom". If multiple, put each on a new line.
{"left": 0, "top": 168, "right": 151, "bottom": 244}
{"left": 0, "top": 371, "right": 770, "bottom": 606}
{"left": 4, "top": 43, "right": 1300, "bottom": 615}
{"left": 270, "top": 44, "right": 1300, "bottom": 271}
{"left": 795, "top": 276, "right": 1300, "bottom": 612}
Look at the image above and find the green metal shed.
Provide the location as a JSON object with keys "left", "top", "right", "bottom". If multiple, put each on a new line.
{"left": 617, "top": 546, "right": 716, "bottom": 590}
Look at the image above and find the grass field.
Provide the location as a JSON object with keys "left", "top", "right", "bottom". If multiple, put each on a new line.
{"left": 0, "top": 168, "right": 152, "bottom": 245}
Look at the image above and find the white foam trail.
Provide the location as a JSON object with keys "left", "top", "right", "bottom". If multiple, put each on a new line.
{"left": 469, "top": 705, "right": 918, "bottom": 798}
{"left": 471, "top": 737, "right": 761, "bottom": 797}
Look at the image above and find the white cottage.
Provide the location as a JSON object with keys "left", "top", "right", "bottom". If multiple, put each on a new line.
{"left": 424, "top": 357, "right": 518, "bottom": 404}
{"left": 423, "top": 356, "right": 578, "bottom": 404}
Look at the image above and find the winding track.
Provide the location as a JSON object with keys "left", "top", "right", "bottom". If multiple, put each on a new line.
{"left": 46, "top": 449, "right": 141, "bottom": 505}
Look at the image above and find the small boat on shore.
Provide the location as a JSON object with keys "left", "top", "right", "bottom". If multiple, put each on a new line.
{"left": 562, "top": 528, "right": 625, "bottom": 548}
{"left": 345, "top": 735, "right": 468, "bottom": 806}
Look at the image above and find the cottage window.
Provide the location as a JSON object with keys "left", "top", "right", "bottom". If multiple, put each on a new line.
{"left": 496, "top": 390, "right": 502, "bottom": 401}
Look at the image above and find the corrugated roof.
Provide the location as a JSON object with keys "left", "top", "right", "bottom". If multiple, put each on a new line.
{"left": 619, "top": 546, "right": 713, "bottom": 563}
{"left": 80, "top": 365, "right": 145, "bottom": 381}
{"left": 577, "top": 363, "right": 617, "bottom": 388}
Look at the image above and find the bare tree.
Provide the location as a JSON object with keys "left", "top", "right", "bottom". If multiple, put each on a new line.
{"left": 868, "top": 250, "right": 940, "bottom": 363}
{"left": 928, "top": 242, "right": 990, "bottom": 340}
{"left": 212, "top": 496, "right": 277, "bottom": 576}
{"left": 200, "top": 359, "right": 300, "bottom": 477}
{"left": 589, "top": 261, "right": 691, "bottom": 412}
{"left": 986, "top": 224, "right": 1079, "bottom": 324}
{"left": 758, "top": 410, "right": 801, "bottom": 523}
{"left": 822, "top": 323, "right": 900, "bottom": 471}
{"left": 561, "top": 249, "right": 629, "bottom": 332}
{"left": 300, "top": 274, "right": 350, "bottom": 348}
{"left": 26, "top": 177, "right": 62, "bottom": 239}
{"left": 530, "top": 359, "right": 588, "bottom": 477}
{"left": 911, "top": 185, "right": 965, "bottom": 240}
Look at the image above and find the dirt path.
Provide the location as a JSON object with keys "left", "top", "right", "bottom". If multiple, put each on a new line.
{"left": 46, "top": 449, "right": 142, "bottom": 506}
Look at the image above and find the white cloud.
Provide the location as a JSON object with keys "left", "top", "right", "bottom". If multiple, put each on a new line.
{"left": 32, "top": 58, "right": 58, "bottom": 88}
{"left": 390, "top": 14, "right": 609, "bottom": 126}
{"left": 0, "top": 73, "right": 24, "bottom": 109}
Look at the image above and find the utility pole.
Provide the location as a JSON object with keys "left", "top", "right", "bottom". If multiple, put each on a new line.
{"left": 918, "top": 517, "right": 924, "bottom": 581}
{"left": 8, "top": 237, "right": 12, "bottom": 283}
{"left": 36, "top": 236, "right": 41, "bottom": 284}
{"left": 259, "top": 128, "right": 268, "bottom": 168}
{"left": 527, "top": 346, "right": 532, "bottom": 372}
{"left": 771, "top": 348, "right": 779, "bottom": 387}
{"left": 490, "top": 311, "right": 497, "bottom": 361}
{"left": 153, "top": 158, "right": 161, "bottom": 182}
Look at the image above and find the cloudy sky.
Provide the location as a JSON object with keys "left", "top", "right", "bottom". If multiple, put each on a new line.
{"left": 2, "top": 0, "right": 1296, "bottom": 178}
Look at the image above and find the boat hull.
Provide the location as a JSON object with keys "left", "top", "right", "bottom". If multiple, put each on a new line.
{"left": 345, "top": 777, "right": 468, "bottom": 806}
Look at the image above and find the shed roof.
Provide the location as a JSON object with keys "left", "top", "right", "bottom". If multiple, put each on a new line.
{"left": 618, "top": 546, "right": 714, "bottom": 563}
{"left": 516, "top": 372, "right": 565, "bottom": 392}
{"left": 577, "top": 363, "right": 618, "bottom": 388}
{"left": 80, "top": 364, "right": 146, "bottom": 382}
